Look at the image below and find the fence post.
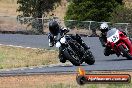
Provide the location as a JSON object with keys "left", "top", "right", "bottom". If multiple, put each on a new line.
{"left": 124, "top": 23, "right": 129, "bottom": 35}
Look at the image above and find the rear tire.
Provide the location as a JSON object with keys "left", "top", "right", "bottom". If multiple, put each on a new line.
{"left": 84, "top": 50, "right": 95, "bottom": 65}
{"left": 63, "top": 49, "right": 81, "bottom": 66}
{"left": 119, "top": 45, "right": 132, "bottom": 60}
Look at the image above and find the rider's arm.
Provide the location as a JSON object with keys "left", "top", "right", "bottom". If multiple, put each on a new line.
{"left": 48, "top": 33, "right": 54, "bottom": 47}
{"left": 99, "top": 37, "right": 106, "bottom": 47}
{"left": 56, "top": 32, "right": 61, "bottom": 41}
{"left": 99, "top": 34, "right": 107, "bottom": 47}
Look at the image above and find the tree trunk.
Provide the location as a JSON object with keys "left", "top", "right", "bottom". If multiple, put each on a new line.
{"left": 32, "top": 1, "right": 43, "bottom": 34}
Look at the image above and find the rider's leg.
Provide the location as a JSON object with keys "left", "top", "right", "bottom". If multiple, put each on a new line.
{"left": 104, "top": 47, "right": 110, "bottom": 56}
{"left": 99, "top": 36, "right": 107, "bottom": 47}
{"left": 104, "top": 46, "right": 115, "bottom": 56}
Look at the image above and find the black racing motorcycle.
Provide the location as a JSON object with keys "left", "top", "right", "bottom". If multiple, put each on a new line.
{"left": 55, "top": 32, "right": 95, "bottom": 66}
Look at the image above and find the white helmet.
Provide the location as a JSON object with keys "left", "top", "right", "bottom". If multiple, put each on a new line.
{"left": 100, "top": 23, "right": 109, "bottom": 32}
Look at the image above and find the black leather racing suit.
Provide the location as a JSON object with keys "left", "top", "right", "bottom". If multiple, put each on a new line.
{"left": 48, "top": 28, "right": 89, "bottom": 62}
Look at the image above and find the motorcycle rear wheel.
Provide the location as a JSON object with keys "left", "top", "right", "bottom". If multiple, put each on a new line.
{"left": 84, "top": 50, "right": 95, "bottom": 65}
{"left": 119, "top": 45, "right": 132, "bottom": 60}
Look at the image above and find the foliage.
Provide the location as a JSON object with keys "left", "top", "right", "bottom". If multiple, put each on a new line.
{"left": 64, "top": 0, "right": 123, "bottom": 29}
{"left": 17, "top": 0, "right": 61, "bottom": 33}
{"left": 17, "top": 0, "right": 61, "bottom": 18}
{"left": 65, "top": 0, "right": 123, "bottom": 21}
{"left": 110, "top": 5, "right": 132, "bottom": 23}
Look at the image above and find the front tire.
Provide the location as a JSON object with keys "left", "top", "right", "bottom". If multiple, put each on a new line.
{"left": 119, "top": 45, "right": 132, "bottom": 60}
{"left": 84, "top": 50, "right": 95, "bottom": 65}
{"left": 63, "top": 49, "right": 81, "bottom": 66}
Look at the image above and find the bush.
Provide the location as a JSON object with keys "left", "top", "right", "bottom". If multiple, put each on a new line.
{"left": 65, "top": 0, "right": 121, "bottom": 21}
{"left": 110, "top": 5, "right": 132, "bottom": 23}
{"left": 64, "top": 0, "right": 123, "bottom": 29}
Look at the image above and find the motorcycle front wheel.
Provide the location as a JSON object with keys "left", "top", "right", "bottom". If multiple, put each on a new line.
{"left": 84, "top": 50, "right": 95, "bottom": 65}
{"left": 119, "top": 45, "right": 132, "bottom": 60}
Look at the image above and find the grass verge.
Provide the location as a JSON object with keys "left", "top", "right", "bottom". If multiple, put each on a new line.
{"left": 0, "top": 45, "right": 59, "bottom": 69}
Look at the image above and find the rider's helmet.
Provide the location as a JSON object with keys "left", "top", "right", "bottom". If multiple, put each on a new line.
{"left": 49, "top": 20, "right": 60, "bottom": 36}
{"left": 100, "top": 23, "right": 109, "bottom": 33}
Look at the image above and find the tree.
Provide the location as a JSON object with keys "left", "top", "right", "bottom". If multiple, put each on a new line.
{"left": 65, "top": 0, "right": 122, "bottom": 22}
{"left": 17, "top": 0, "right": 61, "bottom": 33}
{"left": 115, "top": 0, "right": 123, "bottom": 4}
{"left": 111, "top": 5, "right": 132, "bottom": 23}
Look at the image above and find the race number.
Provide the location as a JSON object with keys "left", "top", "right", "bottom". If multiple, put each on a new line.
{"left": 111, "top": 35, "right": 118, "bottom": 42}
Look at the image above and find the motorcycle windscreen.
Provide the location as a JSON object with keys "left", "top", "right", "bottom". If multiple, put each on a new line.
{"left": 107, "top": 28, "right": 120, "bottom": 43}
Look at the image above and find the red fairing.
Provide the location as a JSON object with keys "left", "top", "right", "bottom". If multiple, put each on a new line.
{"left": 118, "top": 31, "right": 132, "bottom": 55}
{"left": 107, "top": 30, "right": 132, "bottom": 56}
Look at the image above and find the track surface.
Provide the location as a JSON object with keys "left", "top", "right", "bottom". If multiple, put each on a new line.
{"left": 0, "top": 34, "right": 131, "bottom": 75}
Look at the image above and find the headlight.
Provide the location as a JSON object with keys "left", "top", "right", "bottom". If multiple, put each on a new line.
{"left": 60, "top": 37, "right": 66, "bottom": 43}
{"left": 56, "top": 42, "right": 61, "bottom": 48}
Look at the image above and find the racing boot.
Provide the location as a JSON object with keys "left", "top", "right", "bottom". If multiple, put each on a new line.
{"left": 104, "top": 47, "right": 115, "bottom": 56}
{"left": 104, "top": 48, "right": 111, "bottom": 56}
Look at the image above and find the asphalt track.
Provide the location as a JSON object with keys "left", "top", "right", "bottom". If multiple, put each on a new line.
{"left": 0, "top": 34, "right": 131, "bottom": 75}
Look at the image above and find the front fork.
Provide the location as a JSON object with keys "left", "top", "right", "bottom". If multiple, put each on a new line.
{"left": 67, "top": 44, "right": 84, "bottom": 64}
{"left": 117, "top": 39, "right": 132, "bottom": 56}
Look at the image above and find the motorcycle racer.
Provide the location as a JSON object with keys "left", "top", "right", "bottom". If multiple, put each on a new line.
{"left": 99, "top": 23, "right": 116, "bottom": 56}
{"left": 106, "top": 28, "right": 132, "bottom": 59}
{"left": 99, "top": 22, "right": 109, "bottom": 47}
{"left": 48, "top": 20, "right": 90, "bottom": 62}
{"left": 99, "top": 22, "right": 131, "bottom": 56}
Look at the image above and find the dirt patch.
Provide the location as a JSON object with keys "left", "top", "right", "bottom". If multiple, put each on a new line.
{"left": 0, "top": 71, "right": 132, "bottom": 88}
{"left": 0, "top": 74, "right": 77, "bottom": 88}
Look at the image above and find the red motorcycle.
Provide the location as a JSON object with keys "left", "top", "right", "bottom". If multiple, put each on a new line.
{"left": 106, "top": 28, "right": 132, "bottom": 59}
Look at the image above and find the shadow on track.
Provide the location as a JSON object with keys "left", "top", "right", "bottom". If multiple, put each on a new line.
{"left": 104, "top": 58, "right": 129, "bottom": 61}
